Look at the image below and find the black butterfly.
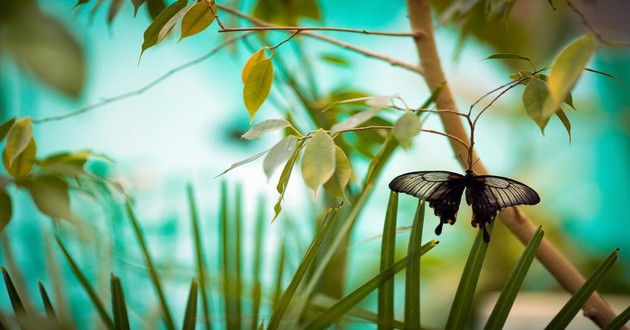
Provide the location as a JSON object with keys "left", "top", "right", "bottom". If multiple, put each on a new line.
{"left": 389, "top": 169, "right": 540, "bottom": 242}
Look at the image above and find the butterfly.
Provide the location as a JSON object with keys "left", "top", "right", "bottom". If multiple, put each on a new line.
{"left": 389, "top": 169, "right": 540, "bottom": 242}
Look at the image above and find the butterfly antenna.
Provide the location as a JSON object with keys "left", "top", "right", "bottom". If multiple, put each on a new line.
{"left": 472, "top": 157, "right": 481, "bottom": 169}
{"left": 457, "top": 153, "right": 468, "bottom": 170}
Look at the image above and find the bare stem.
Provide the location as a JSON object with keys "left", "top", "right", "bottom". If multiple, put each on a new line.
{"left": 565, "top": 0, "right": 630, "bottom": 48}
{"left": 219, "top": 26, "right": 418, "bottom": 38}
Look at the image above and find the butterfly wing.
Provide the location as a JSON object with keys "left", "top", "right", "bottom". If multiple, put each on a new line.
{"left": 389, "top": 171, "right": 466, "bottom": 235}
{"left": 468, "top": 175, "right": 540, "bottom": 242}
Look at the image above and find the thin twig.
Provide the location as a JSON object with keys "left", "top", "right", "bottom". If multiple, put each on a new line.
{"left": 215, "top": 4, "right": 423, "bottom": 75}
{"left": 270, "top": 31, "right": 300, "bottom": 49}
{"left": 565, "top": 0, "right": 630, "bottom": 48}
{"left": 219, "top": 26, "right": 418, "bottom": 38}
{"left": 33, "top": 32, "right": 256, "bottom": 124}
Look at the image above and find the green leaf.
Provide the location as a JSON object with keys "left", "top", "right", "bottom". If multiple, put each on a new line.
{"left": 25, "top": 175, "right": 72, "bottom": 221}
{"left": 0, "top": 189, "right": 12, "bottom": 233}
{"left": 555, "top": 109, "right": 572, "bottom": 143}
{"left": 523, "top": 76, "right": 551, "bottom": 132}
{"left": 584, "top": 67, "right": 617, "bottom": 80}
{"left": 1, "top": 266, "right": 26, "bottom": 317}
{"left": 131, "top": 0, "right": 146, "bottom": 16}
{"left": 484, "top": 226, "right": 544, "bottom": 329}
{"left": 141, "top": 0, "right": 188, "bottom": 56}
{"left": 304, "top": 241, "right": 438, "bottom": 330}
{"left": 322, "top": 146, "right": 351, "bottom": 202}
{"left": 253, "top": 0, "right": 320, "bottom": 26}
{"left": 392, "top": 111, "right": 421, "bottom": 148}
{"left": 242, "top": 119, "right": 291, "bottom": 140}
{"left": 244, "top": 59, "right": 274, "bottom": 122}
{"left": 111, "top": 274, "right": 130, "bottom": 330}
{"left": 446, "top": 224, "right": 493, "bottom": 329}
{"left": 378, "top": 191, "right": 399, "bottom": 329}
{"left": 37, "top": 281, "right": 56, "bottom": 320}
{"left": 273, "top": 140, "right": 303, "bottom": 221}
{"left": 264, "top": 136, "right": 298, "bottom": 178}
{"left": 182, "top": 279, "right": 199, "bottom": 330}
{"left": 3, "top": 138, "right": 36, "bottom": 180}
{"left": 404, "top": 201, "right": 425, "bottom": 329}
{"left": 180, "top": 1, "right": 216, "bottom": 41}
{"left": 5, "top": 117, "right": 33, "bottom": 167}
{"left": 242, "top": 48, "right": 268, "bottom": 83}
{"left": 320, "top": 53, "right": 350, "bottom": 66}
{"left": 38, "top": 150, "right": 92, "bottom": 177}
{"left": 545, "top": 249, "right": 619, "bottom": 330}
{"left": 543, "top": 34, "right": 595, "bottom": 119}
{"left": 485, "top": 53, "right": 532, "bottom": 63}
{"left": 216, "top": 148, "right": 270, "bottom": 178}
{"left": 603, "top": 305, "right": 630, "bottom": 330}
{"left": 187, "top": 185, "right": 211, "bottom": 330}
{"left": 509, "top": 70, "right": 533, "bottom": 81}
{"left": 0, "top": 118, "right": 16, "bottom": 143}
{"left": 107, "top": 0, "right": 123, "bottom": 24}
{"left": 301, "top": 129, "right": 335, "bottom": 197}
{"left": 329, "top": 95, "right": 392, "bottom": 134}
{"left": 157, "top": 2, "right": 194, "bottom": 43}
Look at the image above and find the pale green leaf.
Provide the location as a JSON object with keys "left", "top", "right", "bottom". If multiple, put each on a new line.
{"left": 392, "top": 112, "right": 421, "bottom": 148}
{"left": 242, "top": 48, "right": 267, "bottom": 83}
{"left": 141, "top": 0, "right": 188, "bottom": 56}
{"left": 272, "top": 140, "right": 303, "bottom": 221}
{"left": 323, "top": 146, "right": 351, "bottom": 202}
{"left": 242, "top": 119, "right": 291, "bottom": 140}
{"left": 25, "top": 175, "right": 72, "bottom": 220}
{"left": 301, "top": 130, "right": 335, "bottom": 196}
{"left": 5, "top": 117, "right": 33, "bottom": 166}
{"left": 244, "top": 59, "right": 274, "bottom": 123}
{"left": 0, "top": 189, "right": 11, "bottom": 232}
{"left": 216, "top": 148, "right": 270, "bottom": 178}
{"left": 329, "top": 107, "right": 383, "bottom": 135}
{"left": 39, "top": 150, "right": 92, "bottom": 177}
{"left": 263, "top": 136, "right": 298, "bottom": 178}
{"left": 543, "top": 34, "right": 595, "bottom": 119}
{"left": 523, "top": 76, "right": 551, "bottom": 132}
{"left": 3, "top": 138, "right": 36, "bottom": 180}
{"left": 555, "top": 109, "right": 572, "bottom": 143}
{"left": 180, "top": 1, "right": 216, "bottom": 41}
{"left": 157, "top": 2, "right": 195, "bottom": 43}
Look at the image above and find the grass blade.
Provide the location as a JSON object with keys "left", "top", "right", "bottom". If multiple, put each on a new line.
{"left": 126, "top": 201, "right": 175, "bottom": 330}
{"left": 252, "top": 195, "right": 266, "bottom": 330}
{"left": 187, "top": 184, "right": 212, "bottom": 330}
{"left": 37, "top": 281, "right": 56, "bottom": 320}
{"left": 183, "top": 279, "right": 199, "bottom": 330}
{"left": 267, "top": 204, "right": 341, "bottom": 330}
{"left": 445, "top": 224, "right": 493, "bottom": 329}
{"left": 55, "top": 237, "right": 115, "bottom": 330}
{"left": 111, "top": 274, "right": 130, "bottom": 330}
{"left": 545, "top": 248, "right": 620, "bottom": 329}
{"left": 404, "top": 201, "right": 425, "bottom": 328}
{"left": 234, "top": 184, "right": 243, "bottom": 330}
{"left": 603, "top": 305, "right": 630, "bottom": 330}
{"left": 378, "top": 192, "right": 398, "bottom": 330}
{"left": 305, "top": 241, "right": 439, "bottom": 330}
{"left": 1, "top": 266, "right": 26, "bottom": 317}
{"left": 272, "top": 242, "right": 286, "bottom": 309}
{"left": 484, "top": 226, "right": 544, "bottom": 329}
{"left": 219, "top": 181, "right": 236, "bottom": 329}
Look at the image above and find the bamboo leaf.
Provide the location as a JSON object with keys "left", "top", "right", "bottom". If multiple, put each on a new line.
{"left": 242, "top": 48, "right": 267, "bottom": 83}
{"left": 545, "top": 249, "right": 619, "bottom": 330}
{"left": 485, "top": 53, "right": 532, "bottom": 62}
{"left": 584, "top": 68, "right": 617, "bottom": 80}
{"left": 378, "top": 192, "right": 398, "bottom": 329}
{"left": 111, "top": 274, "right": 130, "bottom": 330}
{"left": 56, "top": 237, "right": 115, "bottom": 330}
{"left": 392, "top": 111, "right": 421, "bottom": 148}
{"left": 38, "top": 281, "right": 56, "bottom": 320}
{"left": 405, "top": 201, "right": 425, "bottom": 328}
{"left": 182, "top": 279, "right": 199, "bottom": 330}
{"left": 264, "top": 136, "right": 298, "bottom": 179}
{"left": 216, "top": 148, "right": 270, "bottom": 178}
{"left": 180, "top": 1, "right": 216, "bottom": 40}
{"left": 267, "top": 205, "right": 341, "bottom": 329}
{"left": 484, "top": 226, "right": 544, "bottom": 329}
{"left": 305, "top": 241, "right": 438, "bottom": 330}
{"left": 244, "top": 59, "right": 274, "bottom": 122}
{"left": 242, "top": 119, "right": 292, "bottom": 140}
{"left": 322, "top": 146, "right": 351, "bottom": 202}
{"left": 603, "top": 305, "right": 630, "bottom": 330}
{"left": 126, "top": 201, "right": 176, "bottom": 330}
{"left": 25, "top": 175, "right": 72, "bottom": 221}
{"left": 187, "top": 185, "right": 211, "bottom": 330}
{"left": 4, "top": 117, "right": 33, "bottom": 167}
{"left": 0, "top": 190, "right": 11, "bottom": 233}
{"left": 446, "top": 224, "right": 493, "bottom": 329}
{"left": 141, "top": 0, "right": 188, "bottom": 56}
{"left": 301, "top": 129, "right": 335, "bottom": 197}
{"left": 1, "top": 266, "right": 26, "bottom": 317}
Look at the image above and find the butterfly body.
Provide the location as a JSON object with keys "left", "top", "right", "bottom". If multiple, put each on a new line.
{"left": 389, "top": 169, "right": 540, "bottom": 242}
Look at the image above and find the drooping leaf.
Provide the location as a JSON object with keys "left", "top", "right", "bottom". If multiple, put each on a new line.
{"left": 5, "top": 117, "right": 33, "bottom": 167}
{"left": 392, "top": 111, "right": 421, "bottom": 148}
{"left": 0, "top": 189, "right": 12, "bottom": 233}
{"left": 1, "top": 266, "right": 26, "bottom": 317}
{"left": 242, "top": 48, "right": 268, "bottom": 83}
{"left": 543, "top": 34, "right": 595, "bottom": 119}
{"left": 107, "top": 0, "right": 123, "bottom": 24}
{"left": 323, "top": 146, "right": 351, "bottom": 202}
{"left": 180, "top": 1, "right": 216, "bottom": 41}
{"left": 0, "top": 118, "right": 16, "bottom": 143}
{"left": 141, "top": 0, "right": 188, "bottom": 56}
{"left": 131, "top": 0, "right": 146, "bottom": 16}
{"left": 329, "top": 106, "right": 383, "bottom": 135}
{"left": 216, "top": 148, "right": 271, "bottom": 178}
{"left": 535, "top": 73, "right": 575, "bottom": 109}
{"left": 242, "top": 119, "right": 291, "bottom": 140}
{"left": 264, "top": 136, "right": 298, "bottom": 179}
{"left": 3, "top": 138, "right": 36, "bottom": 180}
{"left": 584, "top": 68, "right": 617, "bottom": 80}
{"left": 555, "top": 109, "right": 572, "bottom": 143}
{"left": 25, "top": 175, "right": 72, "bottom": 221}
{"left": 301, "top": 130, "right": 335, "bottom": 197}
{"left": 244, "top": 59, "right": 274, "bottom": 122}
{"left": 157, "top": 2, "right": 194, "bottom": 43}
{"left": 485, "top": 53, "right": 533, "bottom": 68}
{"left": 272, "top": 140, "right": 303, "bottom": 221}
{"left": 523, "top": 76, "right": 551, "bottom": 132}
{"left": 146, "top": 0, "right": 166, "bottom": 20}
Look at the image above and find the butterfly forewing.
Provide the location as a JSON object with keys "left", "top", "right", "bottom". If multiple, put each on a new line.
{"left": 473, "top": 175, "right": 540, "bottom": 208}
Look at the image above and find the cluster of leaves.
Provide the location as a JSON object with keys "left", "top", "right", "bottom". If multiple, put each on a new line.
{"left": 0, "top": 117, "right": 121, "bottom": 232}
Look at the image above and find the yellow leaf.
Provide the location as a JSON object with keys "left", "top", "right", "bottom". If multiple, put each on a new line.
{"left": 3, "top": 138, "right": 36, "bottom": 180}
{"left": 5, "top": 117, "right": 33, "bottom": 166}
{"left": 301, "top": 129, "right": 335, "bottom": 197}
{"left": 242, "top": 48, "right": 267, "bottom": 83}
{"left": 25, "top": 175, "right": 72, "bottom": 220}
{"left": 180, "top": 1, "right": 216, "bottom": 41}
{"left": 243, "top": 59, "right": 274, "bottom": 122}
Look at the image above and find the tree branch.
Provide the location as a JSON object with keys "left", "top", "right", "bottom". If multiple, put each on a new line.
{"left": 406, "top": 0, "right": 623, "bottom": 328}
{"left": 219, "top": 26, "right": 418, "bottom": 38}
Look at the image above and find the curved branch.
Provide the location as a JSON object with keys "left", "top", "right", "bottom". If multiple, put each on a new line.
{"left": 219, "top": 26, "right": 418, "bottom": 38}
{"left": 406, "top": 0, "right": 623, "bottom": 328}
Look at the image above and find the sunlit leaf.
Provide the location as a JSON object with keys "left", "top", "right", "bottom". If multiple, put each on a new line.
{"left": 555, "top": 109, "right": 571, "bottom": 143}
{"left": 25, "top": 175, "right": 72, "bottom": 221}
{"left": 141, "top": 0, "right": 188, "bottom": 56}
{"left": 264, "top": 136, "right": 298, "bottom": 179}
{"left": 301, "top": 130, "right": 335, "bottom": 197}
{"left": 323, "top": 146, "right": 351, "bottom": 202}
{"left": 0, "top": 118, "right": 16, "bottom": 143}
{"left": 244, "top": 59, "right": 274, "bottom": 122}
{"left": 535, "top": 73, "right": 575, "bottom": 110}
{"left": 543, "top": 34, "right": 595, "bottom": 119}
{"left": 157, "top": 2, "right": 194, "bottom": 43}
{"left": 5, "top": 117, "right": 33, "bottom": 167}
{"left": 107, "top": 0, "right": 123, "bottom": 24}
{"left": 3, "top": 138, "right": 36, "bottom": 180}
{"left": 180, "top": 1, "right": 216, "bottom": 41}
{"left": 242, "top": 119, "right": 291, "bottom": 140}
{"left": 242, "top": 48, "right": 268, "bottom": 83}
{"left": 523, "top": 76, "right": 551, "bottom": 132}
{"left": 392, "top": 112, "right": 421, "bottom": 148}
{"left": 329, "top": 107, "right": 383, "bottom": 135}
{"left": 0, "top": 190, "right": 11, "bottom": 232}
{"left": 216, "top": 148, "right": 270, "bottom": 177}
{"left": 39, "top": 150, "right": 92, "bottom": 177}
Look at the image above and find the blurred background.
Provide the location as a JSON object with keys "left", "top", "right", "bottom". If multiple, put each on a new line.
{"left": 0, "top": 0, "right": 628, "bottom": 328}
